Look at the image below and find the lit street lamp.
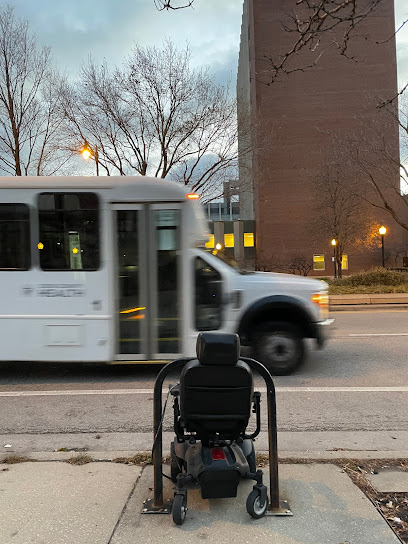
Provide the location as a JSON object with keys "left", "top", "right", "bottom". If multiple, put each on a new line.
{"left": 81, "top": 140, "right": 99, "bottom": 176}
{"left": 379, "top": 226, "right": 387, "bottom": 268}
{"left": 331, "top": 238, "right": 337, "bottom": 279}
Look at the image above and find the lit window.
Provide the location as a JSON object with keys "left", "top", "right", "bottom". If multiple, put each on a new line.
{"left": 224, "top": 233, "right": 234, "bottom": 247}
{"left": 341, "top": 254, "right": 348, "bottom": 270}
{"left": 205, "top": 234, "right": 214, "bottom": 249}
{"left": 313, "top": 254, "right": 325, "bottom": 271}
{"left": 244, "top": 233, "right": 254, "bottom": 247}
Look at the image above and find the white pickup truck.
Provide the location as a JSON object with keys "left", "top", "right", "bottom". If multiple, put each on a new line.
{"left": 192, "top": 248, "right": 332, "bottom": 375}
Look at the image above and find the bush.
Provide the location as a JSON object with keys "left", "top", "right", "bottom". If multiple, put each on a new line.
{"left": 331, "top": 267, "right": 408, "bottom": 287}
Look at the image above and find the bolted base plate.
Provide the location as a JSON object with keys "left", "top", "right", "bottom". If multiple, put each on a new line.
{"left": 141, "top": 498, "right": 173, "bottom": 514}
{"left": 265, "top": 500, "right": 293, "bottom": 516}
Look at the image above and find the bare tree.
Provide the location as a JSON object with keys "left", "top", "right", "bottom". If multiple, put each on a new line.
{"left": 311, "top": 158, "right": 378, "bottom": 277}
{"left": 0, "top": 5, "right": 72, "bottom": 176}
{"left": 343, "top": 105, "right": 408, "bottom": 233}
{"left": 64, "top": 41, "right": 247, "bottom": 197}
{"left": 255, "top": 250, "right": 313, "bottom": 275}
{"left": 154, "top": 0, "right": 195, "bottom": 9}
{"left": 260, "top": 0, "right": 396, "bottom": 85}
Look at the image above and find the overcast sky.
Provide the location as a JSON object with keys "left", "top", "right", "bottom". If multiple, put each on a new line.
{"left": 8, "top": 0, "right": 408, "bottom": 89}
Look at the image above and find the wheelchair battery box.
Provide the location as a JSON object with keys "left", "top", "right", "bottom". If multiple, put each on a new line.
{"left": 199, "top": 468, "right": 241, "bottom": 499}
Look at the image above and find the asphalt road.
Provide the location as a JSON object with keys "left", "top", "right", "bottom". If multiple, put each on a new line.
{"left": 1, "top": 309, "right": 408, "bottom": 453}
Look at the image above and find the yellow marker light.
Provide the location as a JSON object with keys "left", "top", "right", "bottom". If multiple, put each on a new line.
{"left": 72, "top": 247, "right": 78, "bottom": 254}
{"left": 82, "top": 149, "right": 92, "bottom": 160}
{"left": 120, "top": 306, "right": 146, "bottom": 314}
{"left": 311, "top": 294, "right": 329, "bottom": 307}
{"left": 186, "top": 193, "right": 200, "bottom": 200}
{"left": 37, "top": 242, "right": 44, "bottom": 250}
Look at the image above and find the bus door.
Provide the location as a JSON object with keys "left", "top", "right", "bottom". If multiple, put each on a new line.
{"left": 114, "top": 204, "right": 182, "bottom": 361}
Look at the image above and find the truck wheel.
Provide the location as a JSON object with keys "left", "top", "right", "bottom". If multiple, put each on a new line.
{"left": 254, "top": 321, "right": 304, "bottom": 375}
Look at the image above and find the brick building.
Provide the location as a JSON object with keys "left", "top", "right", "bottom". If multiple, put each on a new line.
{"left": 237, "top": 0, "right": 406, "bottom": 275}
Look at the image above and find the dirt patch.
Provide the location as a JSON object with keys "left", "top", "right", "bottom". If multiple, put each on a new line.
{"left": 66, "top": 454, "right": 93, "bottom": 466}
{"left": 113, "top": 453, "right": 152, "bottom": 466}
{"left": 1, "top": 454, "right": 33, "bottom": 464}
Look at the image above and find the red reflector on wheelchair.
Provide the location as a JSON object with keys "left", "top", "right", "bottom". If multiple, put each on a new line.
{"left": 211, "top": 447, "right": 226, "bottom": 460}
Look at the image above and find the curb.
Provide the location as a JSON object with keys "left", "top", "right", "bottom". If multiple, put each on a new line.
{"left": 330, "top": 303, "right": 408, "bottom": 312}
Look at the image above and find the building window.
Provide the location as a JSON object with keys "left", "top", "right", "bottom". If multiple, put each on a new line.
{"left": 0, "top": 204, "right": 30, "bottom": 270}
{"left": 38, "top": 192, "right": 100, "bottom": 271}
{"left": 244, "top": 233, "right": 254, "bottom": 247}
{"left": 205, "top": 234, "right": 215, "bottom": 249}
{"left": 341, "top": 254, "right": 348, "bottom": 270}
{"left": 313, "top": 254, "right": 325, "bottom": 271}
{"left": 224, "top": 233, "right": 234, "bottom": 247}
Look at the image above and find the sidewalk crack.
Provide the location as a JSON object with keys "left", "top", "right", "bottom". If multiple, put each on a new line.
{"left": 107, "top": 466, "right": 144, "bottom": 544}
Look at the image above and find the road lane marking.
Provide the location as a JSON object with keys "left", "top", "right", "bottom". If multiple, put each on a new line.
{"left": 2, "top": 386, "right": 408, "bottom": 397}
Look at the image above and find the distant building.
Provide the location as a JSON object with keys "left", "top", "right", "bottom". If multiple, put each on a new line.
{"left": 237, "top": 0, "right": 406, "bottom": 275}
{"left": 203, "top": 181, "right": 255, "bottom": 268}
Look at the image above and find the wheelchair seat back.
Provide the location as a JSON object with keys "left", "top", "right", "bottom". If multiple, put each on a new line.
{"left": 179, "top": 332, "right": 253, "bottom": 443}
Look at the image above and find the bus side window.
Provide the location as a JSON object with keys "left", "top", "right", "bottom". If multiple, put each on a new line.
{"left": 0, "top": 204, "right": 30, "bottom": 270}
{"left": 38, "top": 192, "right": 100, "bottom": 271}
{"left": 194, "top": 257, "right": 223, "bottom": 331}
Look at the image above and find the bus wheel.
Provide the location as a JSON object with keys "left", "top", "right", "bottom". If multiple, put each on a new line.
{"left": 254, "top": 321, "right": 304, "bottom": 375}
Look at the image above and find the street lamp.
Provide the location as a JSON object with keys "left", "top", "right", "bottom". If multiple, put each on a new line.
{"left": 81, "top": 140, "right": 99, "bottom": 176}
{"left": 213, "top": 242, "right": 222, "bottom": 256}
{"left": 379, "top": 226, "right": 387, "bottom": 268}
{"left": 331, "top": 238, "right": 337, "bottom": 279}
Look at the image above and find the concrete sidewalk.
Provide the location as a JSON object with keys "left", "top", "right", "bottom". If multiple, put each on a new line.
{"left": 0, "top": 453, "right": 401, "bottom": 544}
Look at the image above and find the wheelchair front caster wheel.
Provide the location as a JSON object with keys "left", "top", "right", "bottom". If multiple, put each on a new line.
{"left": 172, "top": 493, "right": 187, "bottom": 525}
{"left": 246, "top": 488, "right": 269, "bottom": 519}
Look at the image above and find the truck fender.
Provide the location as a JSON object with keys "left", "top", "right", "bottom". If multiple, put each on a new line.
{"left": 237, "top": 295, "right": 314, "bottom": 343}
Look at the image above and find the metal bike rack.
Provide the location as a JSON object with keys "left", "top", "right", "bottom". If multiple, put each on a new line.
{"left": 142, "top": 356, "right": 292, "bottom": 516}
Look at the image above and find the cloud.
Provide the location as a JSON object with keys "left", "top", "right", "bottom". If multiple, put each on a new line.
{"left": 395, "top": 0, "right": 408, "bottom": 85}
{"left": 8, "top": 0, "right": 408, "bottom": 89}
{"left": 10, "top": 0, "right": 243, "bottom": 81}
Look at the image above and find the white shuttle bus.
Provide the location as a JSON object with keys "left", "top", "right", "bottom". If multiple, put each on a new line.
{"left": 0, "top": 176, "right": 331, "bottom": 374}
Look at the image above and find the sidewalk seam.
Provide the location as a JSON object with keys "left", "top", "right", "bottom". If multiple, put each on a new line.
{"left": 107, "top": 466, "right": 144, "bottom": 544}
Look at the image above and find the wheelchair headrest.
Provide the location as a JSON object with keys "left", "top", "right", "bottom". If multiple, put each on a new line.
{"left": 196, "top": 332, "right": 240, "bottom": 366}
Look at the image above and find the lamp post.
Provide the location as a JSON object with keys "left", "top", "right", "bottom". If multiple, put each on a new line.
{"left": 81, "top": 140, "right": 99, "bottom": 176}
{"left": 331, "top": 238, "right": 337, "bottom": 279}
{"left": 379, "top": 226, "right": 387, "bottom": 268}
